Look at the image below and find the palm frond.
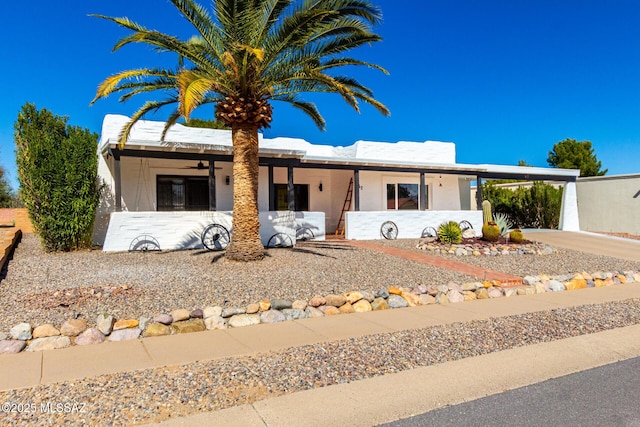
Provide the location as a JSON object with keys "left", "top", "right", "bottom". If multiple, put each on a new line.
{"left": 93, "top": 0, "right": 388, "bottom": 140}
{"left": 116, "top": 98, "right": 179, "bottom": 148}
{"left": 161, "top": 110, "right": 187, "bottom": 143}
{"left": 177, "top": 69, "right": 215, "bottom": 120}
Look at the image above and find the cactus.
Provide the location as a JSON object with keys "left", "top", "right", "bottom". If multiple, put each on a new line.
{"left": 509, "top": 229, "right": 524, "bottom": 243}
{"left": 438, "top": 221, "right": 462, "bottom": 244}
{"left": 482, "top": 221, "right": 500, "bottom": 242}
{"left": 482, "top": 200, "right": 493, "bottom": 224}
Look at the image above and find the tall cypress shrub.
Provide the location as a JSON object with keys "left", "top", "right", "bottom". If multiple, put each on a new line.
{"left": 14, "top": 103, "right": 102, "bottom": 251}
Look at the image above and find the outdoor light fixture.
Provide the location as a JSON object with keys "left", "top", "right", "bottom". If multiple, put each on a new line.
{"left": 319, "top": 182, "right": 323, "bottom": 192}
{"left": 225, "top": 176, "right": 230, "bottom": 185}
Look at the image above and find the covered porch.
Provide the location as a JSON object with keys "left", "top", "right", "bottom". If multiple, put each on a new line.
{"left": 95, "top": 114, "right": 580, "bottom": 251}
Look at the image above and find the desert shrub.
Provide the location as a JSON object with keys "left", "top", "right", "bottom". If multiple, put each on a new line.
{"left": 482, "top": 181, "right": 563, "bottom": 229}
{"left": 14, "top": 103, "right": 102, "bottom": 251}
{"left": 438, "top": 220, "right": 462, "bottom": 244}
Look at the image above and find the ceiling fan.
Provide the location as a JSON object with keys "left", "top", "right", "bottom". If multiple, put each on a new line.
{"left": 180, "top": 161, "right": 222, "bottom": 170}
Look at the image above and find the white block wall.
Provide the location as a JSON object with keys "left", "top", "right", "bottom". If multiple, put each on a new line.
{"left": 345, "top": 211, "right": 483, "bottom": 240}
{"left": 102, "top": 211, "right": 324, "bottom": 252}
{"left": 295, "top": 211, "right": 326, "bottom": 240}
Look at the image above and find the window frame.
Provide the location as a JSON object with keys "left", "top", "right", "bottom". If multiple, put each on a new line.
{"left": 274, "top": 183, "right": 310, "bottom": 211}
{"left": 383, "top": 177, "right": 429, "bottom": 210}
{"left": 156, "top": 175, "right": 210, "bottom": 211}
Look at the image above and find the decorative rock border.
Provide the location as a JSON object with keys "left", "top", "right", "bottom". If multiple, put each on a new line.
{"left": 1, "top": 269, "right": 639, "bottom": 355}
{"left": 416, "top": 239, "right": 555, "bottom": 256}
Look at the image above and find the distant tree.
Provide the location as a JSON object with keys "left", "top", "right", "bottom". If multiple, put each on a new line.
{"left": 547, "top": 138, "right": 607, "bottom": 177}
{"left": 14, "top": 103, "right": 102, "bottom": 251}
{"left": 517, "top": 159, "right": 532, "bottom": 167}
{"left": 0, "top": 163, "right": 12, "bottom": 208}
{"left": 183, "top": 118, "right": 229, "bottom": 130}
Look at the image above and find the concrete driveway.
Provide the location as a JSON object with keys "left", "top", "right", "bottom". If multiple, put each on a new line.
{"left": 524, "top": 230, "right": 640, "bottom": 262}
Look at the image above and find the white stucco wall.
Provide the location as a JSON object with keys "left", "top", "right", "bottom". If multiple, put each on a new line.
{"left": 352, "top": 140, "right": 456, "bottom": 163}
{"left": 102, "top": 210, "right": 325, "bottom": 252}
{"left": 357, "top": 172, "right": 461, "bottom": 212}
{"left": 345, "top": 211, "right": 483, "bottom": 240}
{"left": 577, "top": 174, "right": 640, "bottom": 234}
{"left": 558, "top": 182, "right": 580, "bottom": 231}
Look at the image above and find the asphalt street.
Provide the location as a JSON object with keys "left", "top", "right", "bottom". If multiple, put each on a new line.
{"left": 383, "top": 356, "right": 640, "bottom": 427}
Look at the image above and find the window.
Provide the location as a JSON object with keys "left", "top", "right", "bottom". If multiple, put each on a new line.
{"left": 157, "top": 176, "right": 209, "bottom": 211}
{"left": 386, "top": 182, "right": 428, "bottom": 210}
{"left": 274, "top": 184, "right": 309, "bottom": 211}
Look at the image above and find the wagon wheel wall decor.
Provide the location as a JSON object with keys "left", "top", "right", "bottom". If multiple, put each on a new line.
{"left": 201, "top": 224, "right": 230, "bottom": 251}
{"left": 295, "top": 226, "right": 315, "bottom": 241}
{"left": 459, "top": 220, "right": 473, "bottom": 231}
{"left": 129, "top": 235, "right": 161, "bottom": 252}
{"left": 380, "top": 221, "right": 398, "bottom": 240}
{"left": 421, "top": 226, "right": 437, "bottom": 238}
{"left": 266, "top": 233, "right": 294, "bottom": 248}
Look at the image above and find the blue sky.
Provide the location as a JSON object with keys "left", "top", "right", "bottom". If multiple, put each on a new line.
{"left": 1, "top": 0, "right": 639, "bottom": 189}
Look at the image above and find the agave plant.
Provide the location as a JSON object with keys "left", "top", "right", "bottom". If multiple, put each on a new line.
{"left": 438, "top": 221, "right": 462, "bottom": 244}
{"left": 493, "top": 212, "right": 513, "bottom": 237}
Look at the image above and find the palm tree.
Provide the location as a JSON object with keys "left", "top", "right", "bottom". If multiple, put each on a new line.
{"left": 92, "top": 0, "right": 389, "bottom": 261}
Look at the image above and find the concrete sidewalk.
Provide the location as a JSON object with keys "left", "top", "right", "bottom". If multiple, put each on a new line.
{"left": 155, "top": 324, "right": 640, "bottom": 427}
{"left": 525, "top": 230, "right": 640, "bottom": 262}
{"left": 2, "top": 283, "right": 640, "bottom": 393}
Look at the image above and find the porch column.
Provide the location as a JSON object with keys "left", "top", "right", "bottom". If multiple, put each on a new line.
{"left": 476, "top": 175, "right": 483, "bottom": 210}
{"left": 559, "top": 179, "right": 580, "bottom": 231}
{"left": 208, "top": 160, "right": 216, "bottom": 211}
{"left": 419, "top": 172, "right": 426, "bottom": 210}
{"left": 287, "top": 165, "right": 295, "bottom": 211}
{"left": 354, "top": 169, "right": 360, "bottom": 211}
{"left": 113, "top": 149, "right": 122, "bottom": 212}
{"left": 268, "top": 165, "right": 275, "bottom": 211}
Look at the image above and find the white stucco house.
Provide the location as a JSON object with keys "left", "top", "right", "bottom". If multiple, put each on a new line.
{"left": 95, "top": 114, "right": 581, "bottom": 251}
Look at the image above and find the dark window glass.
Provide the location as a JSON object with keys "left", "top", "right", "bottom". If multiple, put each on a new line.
{"left": 386, "top": 183, "right": 426, "bottom": 210}
{"left": 398, "top": 183, "right": 418, "bottom": 210}
{"left": 157, "top": 176, "right": 209, "bottom": 211}
{"left": 157, "top": 177, "right": 185, "bottom": 211}
{"left": 274, "top": 184, "right": 309, "bottom": 211}
{"left": 186, "top": 178, "right": 209, "bottom": 211}
{"left": 386, "top": 184, "right": 396, "bottom": 209}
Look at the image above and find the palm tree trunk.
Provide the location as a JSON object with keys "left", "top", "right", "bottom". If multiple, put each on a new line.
{"left": 225, "top": 123, "right": 265, "bottom": 261}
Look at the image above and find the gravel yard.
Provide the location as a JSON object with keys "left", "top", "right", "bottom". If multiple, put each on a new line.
{"left": 374, "top": 238, "right": 640, "bottom": 277}
{"left": 1, "top": 234, "right": 640, "bottom": 426}
{"left": 0, "top": 234, "right": 480, "bottom": 331}
{"left": 1, "top": 299, "right": 640, "bottom": 426}
{"left": 1, "top": 234, "right": 638, "bottom": 332}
